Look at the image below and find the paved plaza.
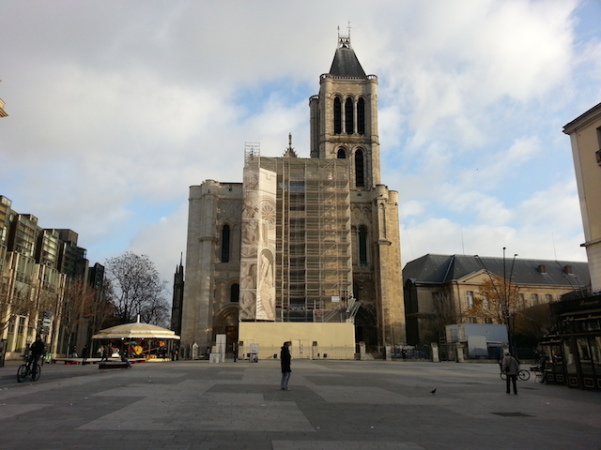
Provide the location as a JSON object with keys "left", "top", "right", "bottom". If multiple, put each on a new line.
{"left": 0, "top": 358, "right": 600, "bottom": 449}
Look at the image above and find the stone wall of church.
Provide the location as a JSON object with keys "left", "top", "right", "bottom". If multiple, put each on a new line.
{"left": 181, "top": 181, "right": 243, "bottom": 351}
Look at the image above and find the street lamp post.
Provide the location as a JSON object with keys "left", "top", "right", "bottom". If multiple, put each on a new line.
{"left": 475, "top": 249, "right": 518, "bottom": 355}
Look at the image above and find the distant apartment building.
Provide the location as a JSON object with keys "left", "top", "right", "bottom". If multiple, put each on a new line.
{"left": 0, "top": 195, "right": 103, "bottom": 361}
{"left": 563, "top": 102, "right": 601, "bottom": 293}
{"left": 403, "top": 254, "right": 589, "bottom": 345}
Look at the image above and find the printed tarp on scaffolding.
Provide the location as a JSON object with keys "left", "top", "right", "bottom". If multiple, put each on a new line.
{"left": 239, "top": 161, "right": 277, "bottom": 321}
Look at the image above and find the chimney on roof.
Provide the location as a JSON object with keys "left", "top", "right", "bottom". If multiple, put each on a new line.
{"left": 563, "top": 265, "right": 573, "bottom": 274}
{"left": 537, "top": 264, "right": 547, "bottom": 273}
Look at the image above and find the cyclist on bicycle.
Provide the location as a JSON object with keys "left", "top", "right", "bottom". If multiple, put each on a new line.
{"left": 28, "top": 335, "right": 46, "bottom": 377}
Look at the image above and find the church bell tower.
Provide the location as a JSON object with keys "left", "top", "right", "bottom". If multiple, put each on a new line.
{"left": 309, "top": 29, "right": 380, "bottom": 189}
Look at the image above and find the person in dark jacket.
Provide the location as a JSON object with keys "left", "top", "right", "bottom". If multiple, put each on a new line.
{"left": 502, "top": 352, "right": 520, "bottom": 395}
{"left": 29, "top": 335, "right": 46, "bottom": 376}
{"left": 280, "top": 341, "right": 292, "bottom": 390}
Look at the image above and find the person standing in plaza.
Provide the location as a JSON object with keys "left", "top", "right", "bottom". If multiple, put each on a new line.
{"left": 280, "top": 341, "right": 292, "bottom": 390}
{"left": 502, "top": 351, "right": 519, "bottom": 395}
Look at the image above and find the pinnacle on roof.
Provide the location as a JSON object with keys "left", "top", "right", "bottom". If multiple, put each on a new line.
{"left": 328, "top": 27, "right": 367, "bottom": 78}
{"left": 283, "top": 133, "right": 298, "bottom": 158}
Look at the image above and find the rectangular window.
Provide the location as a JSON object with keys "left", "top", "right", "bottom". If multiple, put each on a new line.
{"left": 518, "top": 294, "right": 525, "bottom": 309}
{"left": 531, "top": 293, "right": 539, "bottom": 306}
{"left": 289, "top": 182, "right": 305, "bottom": 193}
{"left": 545, "top": 294, "right": 553, "bottom": 303}
{"left": 466, "top": 291, "right": 474, "bottom": 308}
{"left": 17, "top": 316, "right": 25, "bottom": 334}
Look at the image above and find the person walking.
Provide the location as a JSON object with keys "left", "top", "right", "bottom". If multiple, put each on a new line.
{"left": 280, "top": 341, "right": 292, "bottom": 391}
{"left": 502, "top": 351, "right": 520, "bottom": 395}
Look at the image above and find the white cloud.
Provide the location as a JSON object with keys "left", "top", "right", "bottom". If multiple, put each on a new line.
{"left": 129, "top": 201, "right": 189, "bottom": 284}
{"left": 0, "top": 0, "right": 593, "bottom": 290}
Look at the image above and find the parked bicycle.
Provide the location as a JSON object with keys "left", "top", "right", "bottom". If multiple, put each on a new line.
{"left": 17, "top": 354, "right": 42, "bottom": 382}
{"left": 499, "top": 367, "right": 530, "bottom": 381}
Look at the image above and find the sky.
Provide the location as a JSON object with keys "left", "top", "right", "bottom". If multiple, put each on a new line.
{"left": 1, "top": 0, "right": 600, "bottom": 291}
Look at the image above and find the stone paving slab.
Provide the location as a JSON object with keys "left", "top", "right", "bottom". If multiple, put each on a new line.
{"left": 0, "top": 359, "right": 600, "bottom": 449}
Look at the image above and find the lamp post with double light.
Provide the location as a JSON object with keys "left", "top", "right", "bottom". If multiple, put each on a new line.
{"left": 475, "top": 248, "right": 518, "bottom": 354}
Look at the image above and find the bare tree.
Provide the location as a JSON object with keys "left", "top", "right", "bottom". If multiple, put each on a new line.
{"left": 421, "top": 289, "right": 458, "bottom": 344}
{"left": 84, "top": 278, "right": 116, "bottom": 334}
{"left": 513, "top": 303, "right": 553, "bottom": 342}
{"left": 105, "top": 252, "right": 169, "bottom": 325}
{"left": 0, "top": 283, "right": 33, "bottom": 335}
{"left": 59, "top": 277, "right": 114, "bottom": 354}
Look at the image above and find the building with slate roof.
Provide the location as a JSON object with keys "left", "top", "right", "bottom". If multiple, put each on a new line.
{"left": 563, "top": 101, "right": 601, "bottom": 294}
{"left": 533, "top": 102, "right": 601, "bottom": 390}
{"left": 403, "top": 254, "right": 589, "bottom": 346}
{"left": 178, "top": 32, "right": 405, "bottom": 359}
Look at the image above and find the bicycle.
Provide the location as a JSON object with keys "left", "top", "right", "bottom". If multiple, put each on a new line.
{"left": 17, "top": 355, "right": 42, "bottom": 382}
{"left": 499, "top": 368, "right": 530, "bottom": 381}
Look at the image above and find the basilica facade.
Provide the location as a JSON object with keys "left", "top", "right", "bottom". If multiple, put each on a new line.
{"left": 179, "top": 33, "right": 405, "bottom": 358}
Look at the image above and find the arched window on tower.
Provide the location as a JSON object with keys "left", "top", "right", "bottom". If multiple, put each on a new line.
{"left": 345, "top": 97, "right": 354, "bottom": 134}
{"left": 221, "top": 224, "right": 230, "bottom": 263}
{"left": 230, "top": 283, "right": 239, "bottom": 303}
{"left": 357, "top": 98, "right": 365, "bottom": 135}
{"left": 359, "top": 226, "right": 368, "bottom": 266}
{"left": 337, "top": 148, "right": 347, "bottom": 159}
{"left": 355, "top": 149, "right": 365, "bottom": 187}
{"left": 334, "top": 97, "right": 342, "bottom": 134}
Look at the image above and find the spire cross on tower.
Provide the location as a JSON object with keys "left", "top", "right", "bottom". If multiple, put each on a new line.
{"left": 338, "top": 22, "right": 352, "bottom": 49}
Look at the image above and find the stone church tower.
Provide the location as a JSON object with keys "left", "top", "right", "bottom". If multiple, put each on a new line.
{"left": 179, "top": 32, "right": 405, "bottom": 358}
{"left": 309, "top": 33, "right": 404, "bottom": 347}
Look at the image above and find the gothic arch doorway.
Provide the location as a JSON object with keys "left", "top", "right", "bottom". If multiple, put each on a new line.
{"left": 213, "top": 306, "right": 239, "bottom": 354}
{"left": 354, "top": 305, "right": 378, "bottom": 352}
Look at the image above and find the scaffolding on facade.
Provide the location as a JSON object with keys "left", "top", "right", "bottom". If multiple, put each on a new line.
{"left": 245, "top": 153, "right": 353, "bottom": 323}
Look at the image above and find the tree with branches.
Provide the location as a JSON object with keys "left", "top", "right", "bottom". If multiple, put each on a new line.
{"left": 105, "top": 252, "right": 170, "bottom": 326}
{"left": 513, "top": 303, "right": 554, "bottom": 346}
{"left": 421, "top": 289, "right": 458, "bottom": 344}
{"left": 59, "top": 277, "right": 115, "bottom": 355}
{"left": 0, "top": 283, "right": 33, "bottom": 335}
{"left": 466, "top": 273, "right": 520, "bottom": 350}
{"left": 467, "top": 274, "right": 520, "bottom": 323}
